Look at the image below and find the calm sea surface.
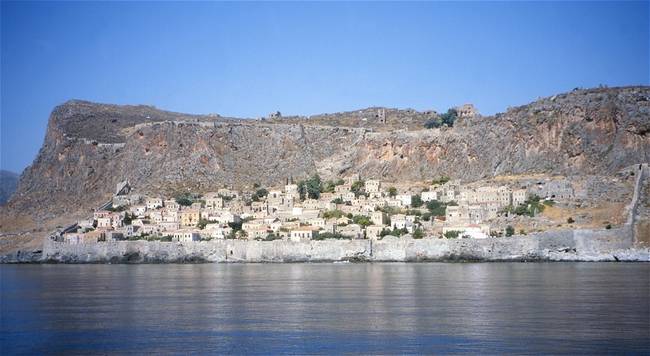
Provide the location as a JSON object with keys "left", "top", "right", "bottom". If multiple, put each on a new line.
{"left": 1, "top": 263, "right": 649, "bottom": 355}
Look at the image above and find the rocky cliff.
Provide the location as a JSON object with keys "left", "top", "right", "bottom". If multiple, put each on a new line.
{"left": 2, "top": 86, "right": 649, "bottom": 227}
{"left": 0, "top": 170, "right": 19, "bottom": 206}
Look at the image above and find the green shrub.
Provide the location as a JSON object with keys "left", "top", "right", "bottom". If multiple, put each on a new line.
{"left": 440, "top": 109, "right": 458, "bottom": 127}
{"left": 352, "top": 215, "right": 372, "bottom": 227}
{"left": 265, "top": 233, "right": 282, "bottom": 241}
{"left": 313, "top": 232, "right": 349, "bottom": 240}
{"left": 197, "top": 218, "right": 210, "bottom": 229}
{"left": 228, "top": 220, "right": 243, "bottom": 231}
{"left": 567, "top": 217, "right": 575, "bottom": 224}
{"left": 322, "top": 210, "right": 344, "bottom": 219}
{"left": 322, "top": 179, "right": 345, "bottom": 193}
{"left": 444, "top": 230, "right": 460, "bottom": 239}
{"left": 351, "top": 180, "right": 365, "bottom": 197}
{"left": 426, "top": 200, "right": 450, "bottom": 216}
{"left": 431, "top": 176, "right": 450, "bottom": 185}
{"left": 252, "top": 188, "right": 268, "bottom": 201}
{"left": 507, "top": 195, "right": 545, "bottom": 217}
{"left": 411, "top": 195, "right": 423, "bottom": 208}
{"left": 505, "top": 225, "right": 515, "bottom": 237}
{"left": 297, "top": 174, "right": 322, "bottom": 200}
{"left": 424, "top": 117, "right": 443, "bottom": 129}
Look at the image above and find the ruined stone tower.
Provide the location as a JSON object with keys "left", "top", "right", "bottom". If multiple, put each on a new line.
{"left": 377, "top": 109, "right": 386, "bottom": 124}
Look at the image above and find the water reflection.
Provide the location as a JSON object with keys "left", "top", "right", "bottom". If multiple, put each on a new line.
{"left": 1, "top": 263, "right": 648, "bottom": 354}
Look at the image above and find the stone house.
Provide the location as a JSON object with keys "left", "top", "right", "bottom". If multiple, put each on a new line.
{"left": 421, "top": 191, "right": 438, "bottom": 202}
{"left": 163, "top": 210, "right": 179, "bottom": 223}
{"left": 140, "top": 224, "right": 161, "bottom": 236}
{"left": 97, "top": 217, "right": 112, "bottom": 229}
{"left": 269, "top": 220, "right": 283, "bottom": 232}
{"left": 105, "top": 230, "right": 124, "bottom": 241}
{"left": 309, "top": 218, "right": 326, "bottom": 228}
{"left": 164, "top": 199, "right": 180, "bottom": 211}
{"left": 342, "top": 192, "right": 356, "bottom": 202}
{"left": 336, "top": 217, "right": 351, "bottom": 225}
{"left": 300, "top": 209, "right": 320, "bottom": 220}
{"left": 130, "top": 205, "right": 147, "bottom": 217}
{"left": 291, "top": 207, "right": 304, "bottom": 217}
{"left": 208, "top": 226, "right": 233, "bottom": 239}
{"left": 335, "top": 184, "right": 351, "bottom": 193}
{"left": 365, "top": 180, "right": 381, "bottom": 193}
{"left": 289, "top": 227, "right": 320, "bottom": 242}
{"left": 340, "top": 204, "right": 362, "bottom": 215}
{"left": 63, "top": 231, "right": 104, "bottom": 244}
{"left": 371, "top": 211, "right": 387, "bottom": 226}
{"left": 116, "top": 225, "right": 138, "bottom": 237}
{"left": 366, "top": 225, "right": 385, "bottom": 240}
{"left": 397, "top": 194, "right": 412, "bottom": 207}
{"left": 180, "top": 209, "right": 200, "bottom": 227}
{"left": 211, "top": 212, "right": 240, "bottom": 225}
{"left": 150, "top": 211, "right": 163, "bottom": 224}
{"left": 77, "top": 219, "right": 94, "bottom": 230}
{"left": 84, "top": 230, "right": 106, "bottom": 243}
{"left": 391, "top": 214, "right": 407, "bottom": 230}
{"left": 172, "top": 229, "right": 201, "bottom": 242}
{"left": 242, "top": 219, "right": 266, "bottom": 236}
{"left": 131, "top": 219, "right": 145, "bottom": 227}
{"left": 250, "top": 211, "right": 266, "bottom": 219}
{"left": 93, "top": 210, "right": 113, "bottom": 220}
{"left": 146, "top": 197, "right": 163, "bottom": 209}
{"left": 204, "top": 193, "right": 223, "bottom": 209}
{"left": 345, "top": 174, "right": 361, "bottom": 185}
{"left": 217, "top": 188, "right": 238, "bottom": 198}
{"left": 512, "top": 189, "right": 528, "bottom": 206}
{"left": 303, "top": 199, "right": 320, "bottom": 210}
{"left": 62, "top": 232, "right": 81, "bottom": 244}
{"left": 159, "top": 221, "right": 180, "bottom": 232}
{"left": 387, "top": 199, "right": 403, "bottom": 208}
{"left": 530, "top": 180, "right": 574, "bottom": 200}
{"left": 446, "top": 205, "right": 485, "bottom": 225}
{"left": 285, "top": 183, "right": 299, "bottom": 195}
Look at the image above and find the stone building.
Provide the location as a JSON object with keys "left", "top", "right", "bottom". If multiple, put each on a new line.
{"left": 376, "top": 108, "right": 386, "bottom": 124}
{"left": 365, "top": 180, "right": 381, "bottom": 193}
{"left": 172, "top": 229, "right": 200, "bottom": 242}
{"left": 180, "top": 209, "right": 200, "bottom": 227}
{"left": 454, "top": 104, "right": 479, "bottom": 119}
{"left": 289, "top": 227, "right": 320, "bottom": 242}
{"left": 204, "top": 193, "right": 223, "bottom": 209}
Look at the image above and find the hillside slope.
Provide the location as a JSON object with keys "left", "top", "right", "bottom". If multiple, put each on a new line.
{"left": 0, "top": 86, "right": 648, "bottom": 253}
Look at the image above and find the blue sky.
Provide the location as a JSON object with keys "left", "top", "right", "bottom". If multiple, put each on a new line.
{"left": 1, "top": 1, "right": 648, "bottom": 173}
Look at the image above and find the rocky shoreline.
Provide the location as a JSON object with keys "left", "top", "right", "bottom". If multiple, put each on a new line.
{"left": 2, "top": 226, "right": 647, "bottom": 263}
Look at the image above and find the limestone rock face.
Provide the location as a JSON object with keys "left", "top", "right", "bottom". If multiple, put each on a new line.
{"left": 5, "top": 86, "right": 650, "bottom": 220}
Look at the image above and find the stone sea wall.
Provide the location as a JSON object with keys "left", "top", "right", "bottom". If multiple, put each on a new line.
{"left": 13, "top": 227, "right": 644, "bottom": 263}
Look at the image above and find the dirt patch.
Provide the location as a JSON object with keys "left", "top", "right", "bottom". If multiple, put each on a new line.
{"left": 541, "top": 202, "right": 627, "bottom": 229}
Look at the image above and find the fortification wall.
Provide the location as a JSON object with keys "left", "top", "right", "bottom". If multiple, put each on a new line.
{"left": 24, "top": 227, "right": 646, "bottom": 264}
